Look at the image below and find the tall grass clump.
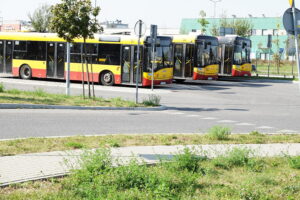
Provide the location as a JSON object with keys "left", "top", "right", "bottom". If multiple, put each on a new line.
{"left": 213, "top": 148, "right": 251, "bottom": 169}
{"left": 207, "top": 125, "right": 231, "bottom": 140}
{"left": 0, "top": 83, "right": 4, "bottom": 93}
{"left": 142, "top": 94, "right": 161, "bottom": 106}
{"left": 286, "top": 156, "right": 300, "bottom": 169}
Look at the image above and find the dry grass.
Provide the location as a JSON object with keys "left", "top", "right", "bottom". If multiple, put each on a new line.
{"left": 1, "top": 134, "right": 300, "bottom": 156}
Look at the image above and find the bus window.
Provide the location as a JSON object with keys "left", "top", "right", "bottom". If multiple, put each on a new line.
{"left": 70, "top": 43, "right": 82, "bottom": 63}
{"left": 98, "top": 44, "right": 120, "bottom": 65}
{"left": 13, "top": 41, "right": 27, "bottom": 59}
{"left": 27, "top": 41, "right": 46, "bottom": 60}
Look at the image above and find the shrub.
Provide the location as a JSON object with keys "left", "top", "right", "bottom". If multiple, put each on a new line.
{"left": 172, "top": 147, "right": 206, "bottom": 173}
{"left": 142, "top": 94, "right": 161, "bottom": 106}
{"left": 207, "top": 125, "right": 231, "bottom": 140}
{"left": 0, "top": 83, "right": 4, "bottom": 93}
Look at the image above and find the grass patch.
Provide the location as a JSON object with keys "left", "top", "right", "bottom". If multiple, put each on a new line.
{"left": 207, "top": 126, "right": 231, "bottom": 140}
{"left": 1, "top": 148, "right": 300, "bottom": 200}
{"left": 0, "top": 88, "right": 145, "bottom": 107}
{"left": 287, "top": 156, "right": 300, "bottom": 169}
{"left": 1, "top": 133, "right": 300, "bottom": 156}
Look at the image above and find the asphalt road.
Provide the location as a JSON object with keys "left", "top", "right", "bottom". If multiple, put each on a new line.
{"left": 1, "top": 75, "right": 300, "bottom": 139}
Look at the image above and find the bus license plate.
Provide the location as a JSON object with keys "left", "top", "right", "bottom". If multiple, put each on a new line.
{"left": 208, "top": 77, "right": 213, "bottom": 80}
{"left": 160, "top": 82, "right": 166, "bottom": 85}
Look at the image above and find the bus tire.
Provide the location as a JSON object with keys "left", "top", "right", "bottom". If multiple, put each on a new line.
{"left": 100, "top": 71, "right": 114, "bottom": 86}
{"left": 20, "top": 65, "right": 32, "bottom": 80}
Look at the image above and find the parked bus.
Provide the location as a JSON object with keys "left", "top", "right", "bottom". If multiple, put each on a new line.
{"left": 172, "top": 35, "right": 219, "bottom": 82}
{"left": 218, "top": 35, "right": 252, "bottom": 77}
{"left": 0, "top": 32, "right": 173, "bottom": 86}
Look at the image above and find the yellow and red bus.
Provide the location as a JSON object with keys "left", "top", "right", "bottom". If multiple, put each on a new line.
{"left": 0, "top": 32, "right": 173, "bottom": 86}
{"left": 172, "top": 35, "right": 219, "bottom": 82}
{"left": 218, "top": 35, "right": 252, "bottom": 77}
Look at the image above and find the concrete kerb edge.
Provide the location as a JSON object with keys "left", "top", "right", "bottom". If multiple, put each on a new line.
{"left": 0, "top": 104, "right": 167, "bottom": 111}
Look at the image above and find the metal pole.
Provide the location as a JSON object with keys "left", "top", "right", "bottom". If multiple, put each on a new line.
{"left": 135, "top": 20, "right": 142, "bottom": 104}
{"left": 66, "top": 42, "right": 71, "bottom": 95}
{"left": 268, "top": 48, "right": 271, "bottom": 77}
{"left": 292, "top": 2, "right": 300, "bottom": 88}
{"left": 209, "top": 0, "right": 222, "bottom": 18}
{"left": 151, "top": 46, "right": 155, "bottom": 91}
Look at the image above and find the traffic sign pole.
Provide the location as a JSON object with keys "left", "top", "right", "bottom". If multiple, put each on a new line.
{"left": 292, "top": 1, "right": 300, "bottom": 89}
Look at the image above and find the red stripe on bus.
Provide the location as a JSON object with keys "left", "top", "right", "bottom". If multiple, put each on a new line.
{"left": 12, "top": 67, "right": 19, "bottom": 77}
{"left": 232, "top": 69, "right": 251, "bottom": 77}
{"left": 32, "top": 68, "right": 47, "bottom": 78}
{"left": 193, "top": 72, "right": 218, "bottom": 80}
{"left": 142, "top": 78, "right": 173, "bottom": 86}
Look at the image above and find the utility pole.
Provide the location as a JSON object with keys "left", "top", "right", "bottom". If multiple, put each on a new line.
{"left": 209, "top": 0, "right": 222, "bottom": 18}
{"left": 291, "top": 0, "right": 300, "bottom": 90}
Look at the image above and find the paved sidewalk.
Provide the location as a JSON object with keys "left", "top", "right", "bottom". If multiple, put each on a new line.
{"left": 1, "top": 143, "right": 300, "bottom": 187}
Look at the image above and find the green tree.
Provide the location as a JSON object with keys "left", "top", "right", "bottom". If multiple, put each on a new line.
{"left": 198, "top": 10, "right": 209, "bottom": 35}
{"left": 210, "top": 23, "right": 219, "bottom": 36}
{"left": 28, "top": 4, "right": 52, "bottom": 32}
{"left": 272, "top": 23, "right": 281, "bottom": 74}
{"left": 232, "top": 19, "right": 253, "bottom": 37}
{"left": 50, "top": 0, "right": 101, "bottom": 98}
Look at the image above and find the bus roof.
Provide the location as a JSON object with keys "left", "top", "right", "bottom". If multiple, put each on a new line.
{"left": 172, "top": 35, "right": 195, "bottom": 43}
{"left": 217, "top": 35, "right": 251, "bottom": 45}
{"left": 0, "top": 32, "right": 150, "bottom": 45}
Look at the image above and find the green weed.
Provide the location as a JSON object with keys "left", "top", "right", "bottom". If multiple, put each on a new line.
{"left": 65, "top": 142, "right": 84, "bottom": 149}
{"left": 207, "top": 125, "right": 231, "bottom": 140}
{"left": 287, "top": 156, "right": 300, "bottom": 169}
{"left": 142, "top": 94, "right": 161, "bottom": 106}
{"left": 0, "top": 83, "right": 4, "bottom": 93}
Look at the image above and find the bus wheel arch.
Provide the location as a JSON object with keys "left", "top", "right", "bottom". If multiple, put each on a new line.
{"left": 100, "top": 70, "right": 114, "bottom": 86}
{"left": 19, "top": 64, "right": 32, "bottom": 80}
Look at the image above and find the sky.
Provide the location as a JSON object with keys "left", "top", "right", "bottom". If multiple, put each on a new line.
{"left": 0, "top": 0, "right": 291, "bottom": 28}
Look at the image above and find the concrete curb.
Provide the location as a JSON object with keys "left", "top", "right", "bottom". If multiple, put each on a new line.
{"left": 0, "top": 103, "right": 167, "bottom": 111}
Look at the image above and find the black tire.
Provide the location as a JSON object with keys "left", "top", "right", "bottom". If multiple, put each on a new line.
{"left": 100, "top": 71, "right": 114, "bottom": 86}
{"left": 20, "top": 65, "right": 32, "bottom": 80}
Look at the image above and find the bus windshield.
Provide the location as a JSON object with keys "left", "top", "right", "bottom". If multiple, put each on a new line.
{"left": 234, "top": 39, "right": 251, "bottom": 65}
{"left": 196, "top": 42, "right": 218, "bottom": 68}
{"left": 144, "top": 38, "right": 172, "bottom": 72}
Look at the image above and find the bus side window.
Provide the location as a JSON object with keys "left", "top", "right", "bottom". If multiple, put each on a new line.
{"left": 98, "top": 44, "right": 121, "bottom": 65}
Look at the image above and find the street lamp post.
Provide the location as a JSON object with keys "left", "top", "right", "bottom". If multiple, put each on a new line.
{"left": 209, "top": 0, "right": 222, "bottom": 18}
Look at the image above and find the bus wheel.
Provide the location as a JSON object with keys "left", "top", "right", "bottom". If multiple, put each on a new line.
{"left": 100, "top": 71, "right": 114, "bottom": 86}
{"left": 20, "top": 65, "right": 32, "bottom": 80}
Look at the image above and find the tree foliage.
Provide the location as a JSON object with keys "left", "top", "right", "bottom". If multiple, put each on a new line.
{"left": 28, "top": 4, "right": 52, "bottom": 32}
{"left": 198, "top": 10, "right": 209, "bottom": 35}
{"left": 50, "top": 0, "right": 102, "bottom": 43}
{"left": 210, "top": 15, "right": 253, "bottom": 37}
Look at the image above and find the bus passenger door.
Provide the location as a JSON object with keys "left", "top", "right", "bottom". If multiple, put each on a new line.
{"left": 174, "top": 44, "right": 184, "bottom": 77}
{"left": 47, "top": 43, "right": 55, "bottom": 78}
{"left": 47, "top": 42, "right": 65, "bottom": 78}
{"left": 121, "top": 46, "right": 131, "bottom": 83}
{"left": 133, "top": 46, "right": 142, "bottom": 84}
{"left": 4, "top": 41, "right": 13, "bottom": 73}
{"left": 0, "top": 41, "right": 3, "bottom": 73}
{"left": 185, "top": 44, "right": 194, "bottom": 78}
{"left": 56, "top": 43, "right": 65, "bottom": 78}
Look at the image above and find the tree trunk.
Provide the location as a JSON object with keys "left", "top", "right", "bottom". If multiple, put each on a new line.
{"left": 81, "top": 44, "right": 85, "bottom": 98}
{"left": 84, "top": 39, "right": 91, "bottom": 98}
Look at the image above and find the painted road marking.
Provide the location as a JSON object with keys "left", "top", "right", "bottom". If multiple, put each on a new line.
{"left": 186, "top": 115, "right": 201, "bottom": 117}
{"left": 236, "top": 123, "right": 255, "bottom": 126}
{"left": 217, "top": 120, "right": 237, "bottom": 123}
{"left": 257, "top": 126, "right": 274, "bottom": 129}
{"left": 277, "top": 130, "right": 298, "bottom": 134}
{"left": 201, "top": 117, "right": 218, "bottom": 120}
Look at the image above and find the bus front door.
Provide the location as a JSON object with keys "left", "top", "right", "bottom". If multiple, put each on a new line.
{"left": 121, "top": 45, "right": 142, "bottom": 84}
{"left": 47, "top": 42, "right": 65, "bottom": 78}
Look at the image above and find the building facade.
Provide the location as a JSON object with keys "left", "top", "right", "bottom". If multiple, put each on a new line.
{"left": 180, "top": 17, "right": 289, "bottom": 59}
